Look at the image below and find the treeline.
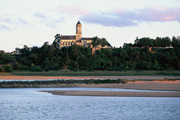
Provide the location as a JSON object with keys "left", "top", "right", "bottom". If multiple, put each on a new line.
{"left": 125, "top": 36, "right": 180, "bottom": 48}
{"left": 0, "top": 36, "right": 180, "bottom": 72}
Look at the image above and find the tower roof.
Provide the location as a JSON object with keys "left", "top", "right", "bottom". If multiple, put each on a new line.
{"left": 77, "top": 21, "right": 81, "bottom": 24}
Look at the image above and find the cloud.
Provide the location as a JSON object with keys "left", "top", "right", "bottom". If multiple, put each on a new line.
{"left": 1, "top": 18, "right": 13, "bottom": 24}
{"left": 56, "top": 5, "right": 89, "bottom": 15}
{"left": 33, "top": 12, "right": 65, "bottom": 29}
{"left": 80, "top": 12, "right": 137, "bottom": 27}
{"left": 0, "top": 15, "right": 28, "bottom": 31}
{"left": 17, "top": 18, "right": 28, "bottom": 25}
{"left": 80, "top": 7, "right": 180, "bottom": 27}
{"left": 33, "top": 13, "right": 46, "bottom": 19}
{"left": 130, "top": 7, "right": 180, "bottom": 22}
{"left": 0, "top": 24, "right": 11, "bottom": 31}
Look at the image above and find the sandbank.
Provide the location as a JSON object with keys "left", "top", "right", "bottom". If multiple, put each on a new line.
{"left": 41, "top": 90, "right": 180, "bottom": 97}
{"left": 40, "top": 80, "right": 180, "bottom": 97}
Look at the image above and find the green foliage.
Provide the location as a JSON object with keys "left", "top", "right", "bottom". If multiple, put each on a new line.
{"left": 30, "top": 64, "right": 42, "bottom": 72}
{"left": 1, "top": 36, "right": 180, "bottom": 72}
{"left": 0, "top": 52, "right": 14, "bottom": 64}
{"left": 13, "top": 62, "right": 21, "bottom": 70}
{"left": 52, "top": 34, "right": 61, "bottom": 48}
{"left": 92, "top": 37, "right": 111, "bottom": 47}
{"left": 172, "top": 36, "right": 180, "bottom": 48}
{"left": 134, "top": 37, "right": 171, "bottom": 47}
{"left": 0, "top": 66, "right": 5, "bottom": 72}
{"left": 0, "top": 64, "right": 13, "bottom": 72}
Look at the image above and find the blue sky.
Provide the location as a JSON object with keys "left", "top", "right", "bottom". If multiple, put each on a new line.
{"left": 0, "top": 0, "right": 180, "bottom": 52}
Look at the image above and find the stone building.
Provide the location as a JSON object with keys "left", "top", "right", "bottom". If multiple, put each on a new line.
{"left": 58, "top": 21, "right": 93, "bottom": 48}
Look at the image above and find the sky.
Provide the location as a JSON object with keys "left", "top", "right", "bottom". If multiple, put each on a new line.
{"left": 0, "top": 0, "right": 180, "bottom": 52}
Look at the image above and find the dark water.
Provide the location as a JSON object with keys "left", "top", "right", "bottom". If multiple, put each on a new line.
{"left": 0, "top": 88, "right": 180, "bottom": 120}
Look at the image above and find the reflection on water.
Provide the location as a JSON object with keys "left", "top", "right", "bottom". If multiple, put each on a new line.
{"left": 0, "top": 88, "right": 180, "bottom": 120}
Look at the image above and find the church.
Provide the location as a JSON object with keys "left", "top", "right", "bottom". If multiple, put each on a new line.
{"left": 58, "top": 21, "right": 93, "bottom": 48}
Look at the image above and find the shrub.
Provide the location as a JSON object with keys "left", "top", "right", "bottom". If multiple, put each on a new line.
{"left": 45, "top": 67, "right": 50, "bottom": 72}
{"left": 13, "top": 63, "right": 21, "bottom": 70}
{"left": 4, "top": 64, "right": 13, "bottom": 72}
{"left": 0, "top": 66, "right": 5, "bottom": 72}
{"left": 30, "top": 64, "right": 42, "bottom": 72}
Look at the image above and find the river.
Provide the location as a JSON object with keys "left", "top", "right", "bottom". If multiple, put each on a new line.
{"left": 0, "top": 88, "right": 180, "bottom": 120}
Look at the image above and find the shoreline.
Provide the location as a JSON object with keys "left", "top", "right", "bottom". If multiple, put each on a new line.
{"left": 1, "top": 79, "right": 180, "bottom": 91}
{"left": 1, "top": 76, "right": 180, "bottom": 97}
{"left": 1, "top": 80, "right": 180, "bottom": 90}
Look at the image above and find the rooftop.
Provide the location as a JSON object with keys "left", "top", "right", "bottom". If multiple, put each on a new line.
{"left": 61, "top": 35, "right": 76, "bottom": 40}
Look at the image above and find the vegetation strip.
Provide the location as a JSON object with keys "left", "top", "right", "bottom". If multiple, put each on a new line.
{"left": 1, "top": 70, "right": 180, "bottom": 76}
{"left": 0, "top": 79, "right": 126, "bottom": 88}
{"left": 0, "top": 36, "right": 180, "bottom": 72}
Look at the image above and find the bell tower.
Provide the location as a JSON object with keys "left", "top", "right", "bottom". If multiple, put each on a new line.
{"left": 76, "top": 21, "right": 82, "bottom": 40}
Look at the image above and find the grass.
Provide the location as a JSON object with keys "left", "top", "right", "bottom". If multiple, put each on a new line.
{"left": 0, "top": 72, "right": 12, "bottom": 76}
{"left": 1, "top": 70, "right": 180, "bottom": 76}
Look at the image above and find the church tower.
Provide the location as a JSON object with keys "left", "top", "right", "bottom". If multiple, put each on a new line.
{"left": 76, "top": 21, "right": 82, "bottom": 40}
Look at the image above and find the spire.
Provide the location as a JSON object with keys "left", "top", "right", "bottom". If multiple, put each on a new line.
{"left": 77, "top": 21, "right": 81, "bottom": 24}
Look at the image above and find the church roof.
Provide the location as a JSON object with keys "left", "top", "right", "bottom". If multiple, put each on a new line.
{"left": 61, "top": 35, "right": 76, "bottom": 40}
{"left": 82, "top": 37, "right": 93, "bottom": 40}
{"left": 61, "top": 35, "right": 93, "bottom": 41}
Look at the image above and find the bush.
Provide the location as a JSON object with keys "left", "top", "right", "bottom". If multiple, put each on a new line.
{"left": 4, "top": 64, "right": 13, "bottom": 72}
{"left": 0, "top": 66, "right": 5, "bottom": 72}
{"left": 30, "top": 64, "right": 42, "bottom": 72}
{"left": 45, "top": 67, "right": 49, "bottom": 72}
{"left": 13, "top": 63, "right": 21, "bottom": 70}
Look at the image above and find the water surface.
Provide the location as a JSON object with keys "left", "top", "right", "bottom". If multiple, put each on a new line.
{"left": 0, "top": 88, "right": 180, "bottom": 120}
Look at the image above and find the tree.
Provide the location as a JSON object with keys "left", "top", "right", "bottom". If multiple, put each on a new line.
{"left": 0, "top": 66, "right": 5, "bottom": 72}
{"left": 92, "top": 36, "right": 99, "bottom": 47}
{"left": 52, "top": 34, "right": 61, "bottom": 48}
{"left": 30, "top": 64, "right": 42, "bottom": 72}
{"left": 20, "top": 45, "right": 30, "bottom": 55}
{"left": 172, "top": 36, "right": 180, "bottom": 48}
{"left": 0, "top": 52, "right": 14, "bottom": 64}
{"left": 162, "top": 37, "right": 171, "bottom": 47}
{"left": 134, "top": 37, "right": 154, "bottom": 47}
{"left": 92, "top": 37, "right": 111, "bottom": 47}
{"left": 4, "top": 64, "right": 13, "bottom": 72}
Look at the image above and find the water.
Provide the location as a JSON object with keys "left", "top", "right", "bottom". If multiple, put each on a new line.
{"left": 0, "top": 88, "right": 180, "bottom": 120}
